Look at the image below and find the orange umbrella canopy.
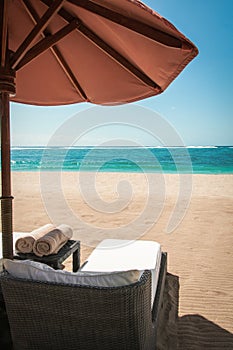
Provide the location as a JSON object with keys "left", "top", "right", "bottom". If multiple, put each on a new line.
{"left": 0, "top": 0, "right": 198, "bottom": 258}
{"left": 6, "top": 0, "right": 198, "bottom": 105}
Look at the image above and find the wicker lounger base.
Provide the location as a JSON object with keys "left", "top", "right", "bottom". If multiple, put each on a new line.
{"left": 0, "top": 253, "right": 179, "bottom": 350}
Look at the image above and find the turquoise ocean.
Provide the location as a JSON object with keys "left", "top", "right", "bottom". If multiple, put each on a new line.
{"left": 7, "top": 146, "right": 233, "bottom": 174}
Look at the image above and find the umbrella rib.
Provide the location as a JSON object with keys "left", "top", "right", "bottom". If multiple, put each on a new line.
{"left": 51, "top": 46, "right": 88, "bottom": 100}
{"left": 15, "top": 20, "right": 79, "bottom": 71}
{"left": 11, "top": 0, "right": 65, "bottom": 70}
{"left": 21, "top": 0, "right": 87, "bottom": 100}
{"left": 0, "top": 0, "right": 8, "bottom": 67}
{"left": 67, "top": 0, "right": 183, "bottom": 48}
{"left": 40, "top": 0, "right": 161, "bottom": 90}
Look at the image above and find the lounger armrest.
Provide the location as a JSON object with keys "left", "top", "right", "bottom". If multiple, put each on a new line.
{"left": 152, "top": 252, "right": 167, "bottom": 323}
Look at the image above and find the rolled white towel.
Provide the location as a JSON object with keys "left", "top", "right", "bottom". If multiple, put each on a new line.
{"left": 32, "top": 224, "right": 73, "bottom": 257}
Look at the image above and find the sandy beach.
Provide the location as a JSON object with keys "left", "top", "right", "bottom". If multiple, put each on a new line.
{"left": 9, "top": 172, "right": 233, "bottom": 348}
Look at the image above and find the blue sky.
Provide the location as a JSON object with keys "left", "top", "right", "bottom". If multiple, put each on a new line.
{"left": 11, "top": 0, "right": 233, "bottom": 146}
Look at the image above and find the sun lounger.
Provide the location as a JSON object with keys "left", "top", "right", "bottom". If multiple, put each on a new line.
{"left": 0, "top": 240, "right": 169, "bottom": 350}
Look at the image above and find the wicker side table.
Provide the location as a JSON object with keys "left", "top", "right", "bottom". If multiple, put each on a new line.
{"left": 13, "top": 240, "right": 80, "bottom": 272}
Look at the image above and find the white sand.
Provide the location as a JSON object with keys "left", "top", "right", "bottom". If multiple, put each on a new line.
{"left": 3, "top": 172, "right": 233, "bottom": 347}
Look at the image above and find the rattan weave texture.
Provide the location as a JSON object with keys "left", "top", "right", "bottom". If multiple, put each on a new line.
{"left": 0, "top": 254, "right": 168, "bottom": 350}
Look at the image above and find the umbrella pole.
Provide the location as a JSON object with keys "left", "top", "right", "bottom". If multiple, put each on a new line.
{"left": 0, "top": 0, "right": 15, "bottom": 259}
{"left": 0, "top": 91, "right": 13, "bottom": 259}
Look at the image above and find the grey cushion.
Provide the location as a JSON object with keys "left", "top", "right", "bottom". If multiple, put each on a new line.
{"left": 3, "top": 259, "right": 141, "bottom": 287}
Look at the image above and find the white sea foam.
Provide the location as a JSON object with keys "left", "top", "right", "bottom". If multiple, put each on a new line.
{"left": 186, "top": 146, "right": 218, "bottom": 149}
{"left": 11, "top": 147, "right": 46, "bottom": 150}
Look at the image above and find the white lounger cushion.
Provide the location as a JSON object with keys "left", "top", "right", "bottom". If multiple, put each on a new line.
{"left": 3, "top": 259, "right": 141, "bottom": 288}
{"left": 81, "top": 239, "right": 162, "bottom": 307}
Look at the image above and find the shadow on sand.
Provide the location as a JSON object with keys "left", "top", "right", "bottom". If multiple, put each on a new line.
{"left": 178, "top": 314, "right": 233, "bottom": 350}
{"left": 158, "top": 273, "right": 233, "bottom": 350}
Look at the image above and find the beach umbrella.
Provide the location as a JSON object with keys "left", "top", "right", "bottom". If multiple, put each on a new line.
{"left": 0, "top": 0, "right": 198, "bottom": 259}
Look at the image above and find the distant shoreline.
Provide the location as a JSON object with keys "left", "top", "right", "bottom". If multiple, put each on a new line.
{"left": 9, "top": 169, "right": 233, "bottom": 174}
